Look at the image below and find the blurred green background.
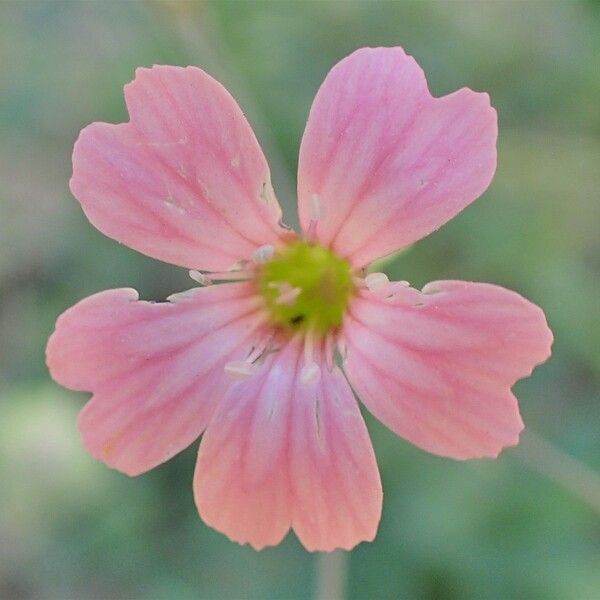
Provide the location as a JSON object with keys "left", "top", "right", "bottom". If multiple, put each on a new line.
{"left": 1, "top": 1, "right": 599, "bottom": 599}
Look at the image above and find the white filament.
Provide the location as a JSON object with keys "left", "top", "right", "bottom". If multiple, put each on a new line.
{"left": 224, "top": 360, "right": 256, "bottom": 379}
{"left": 300, "top": 329, "right": 321, "bottom": 385}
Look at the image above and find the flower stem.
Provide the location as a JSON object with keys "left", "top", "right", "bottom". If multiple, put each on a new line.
{"left": 511, "top": 429, "right": 600, "bottom": 513}
{"left": 315, "top": 551, "right": 347, "bottom": 600}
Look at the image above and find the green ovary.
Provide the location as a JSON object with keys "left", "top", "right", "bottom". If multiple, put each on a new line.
{"left": 258, "top": 240, "right": 355, "bottom": 334}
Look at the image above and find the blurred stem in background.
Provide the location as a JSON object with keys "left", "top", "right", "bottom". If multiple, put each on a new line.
{"left": 310, "top": 433, "right": 600, "bottom": 600}
{"left": 512, "top": 430, "right": 600, "bottom": 514}
{"left": 316, "top": 551, "right": 347, "bottom": 600}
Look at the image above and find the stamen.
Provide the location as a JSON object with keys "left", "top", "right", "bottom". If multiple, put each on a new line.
{"left": 246, "top": 330, "right": 276, "bottom": 364}
{"left": 301, "top": 329, "right": 321, "bottom": 385}
{"left": 383, "top": 280, "right": 412, "bottom": 301}
{"left": 252, "top": 245, "right": 275, "bottom": 264}
{"left": 305, "top": 193, "right": 323, "bottom": 242}
{"left": 278, "top": 217, "right": 293, "bottom": 231}
{"left": 224, "top": 324, "right": 274, "bottom": 379}
{"left": 189, "top": 270, "right": 213, "bottom": 285}
{"left": 191, "top": 269, "right": 253, "bottom": 282}
{"left": 365, "top": 272, "right": 390, "bottom": 293}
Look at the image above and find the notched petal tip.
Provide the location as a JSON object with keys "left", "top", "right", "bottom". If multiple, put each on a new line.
{"left": 193, "top": 341, "right": 382, "bottom": 552}
{"left": 48, "top": 282, "right": 263, "bottom": 476}
{"left": 46, "top": 288, "right": 141, "bottom": 389}
{"left": 343, "top": 280, "right": 551, "bottom": 461}
{"left": 454, "top": 409, "right": 525, "bottom": 462}
{"left": 298, "top": 46, "right": 499, "bottom": 267}
{"left": 343, "top": 45, "right": 426, "bottom": 81}
{"left": 71, "top": 61, "right": 285, "bottom": 271}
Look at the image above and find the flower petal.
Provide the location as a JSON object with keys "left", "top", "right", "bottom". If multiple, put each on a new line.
{"left": 194, "top": 339, "right": 382, "bottom": 551}
{"left": 71, "top": 65, "right": 286, "bottom": 270}
{"left": 297, "top": 47, "right": 497, "bottom": 267}
{"left": 343, "top": 281, "right": 553, "bottom": 459}
{"left": 46, "top": 282, "right": 265, "bottom": 475}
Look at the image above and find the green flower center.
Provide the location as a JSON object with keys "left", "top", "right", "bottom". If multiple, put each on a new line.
{"left": 258, "top": 240, "right": 355, "bottom": 334}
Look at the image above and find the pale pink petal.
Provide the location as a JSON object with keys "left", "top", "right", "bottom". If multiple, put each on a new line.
{"left": 297, "top": 47, "right": 497, "bottom": 267}
{"left": 194, "top": 340, "right": 382, "bottom": 551}
{"left": 71, "top": 65, "right": 286, "bottom": 271}
{"left": 46, "top": 282, "right": 265, "bottom": 475}
{"left": 343, "top": 281, "right": 553, "bottom": 459}
{"left": 289, "top": 346, "right": 382, "bottom": 551}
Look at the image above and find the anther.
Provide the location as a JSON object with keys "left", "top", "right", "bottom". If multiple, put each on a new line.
{"left": 245, "top": 331, "right": 276, "bottom": 364}
{"left": 365, "top": 272, "right": 390, "bottom": 293}
{"left": 224, "top": 360, "right": 256, "bottom": 379}
{"left": 252, "top": 245, "right": 275, "bottom": 264}
{"left": 301, "top": 329, "right": 321, "bottom": 385}
{"left": 278, "top": 217, "right": 293, "bottom": 231}
{"left": 189, "top": 270, "right": 213, "bottom": 285}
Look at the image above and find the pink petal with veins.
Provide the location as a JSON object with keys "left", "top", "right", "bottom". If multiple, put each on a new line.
{"left": 298, "top": 47, "right": 497, "bottom": 267}
{"left": 71, "top": 65, "right": 286, "bottom": 271}
{"left": 46, "top": 282, "right": 265, "bottom": 475}
{"left": 194, "top": 339, "right": 382, "bottom": 551}
{"left": 343, "top": 281, "right": 553, "bottom": 459}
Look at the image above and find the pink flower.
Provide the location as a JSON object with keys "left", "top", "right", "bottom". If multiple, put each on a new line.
{"left": 46, "top": 47, "right": 553, "bottom": 552}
